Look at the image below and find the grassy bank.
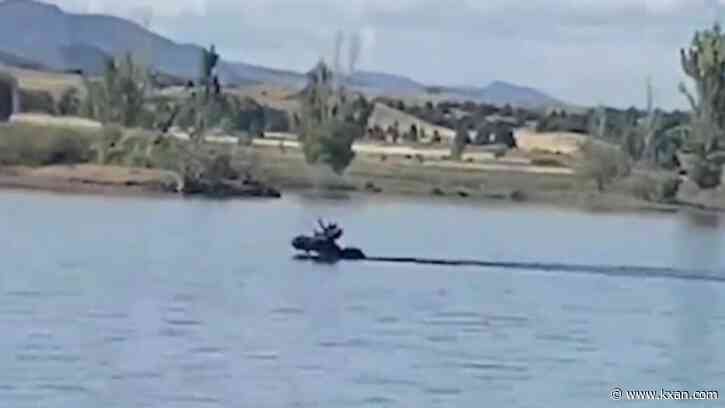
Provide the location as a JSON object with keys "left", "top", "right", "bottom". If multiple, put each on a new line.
{"left": 0, "top": 121, "right": 722, "bottom": 213}
{"left": 249, "top": 145, "right": 692, "bottom": 213}
{"left": 0, "top": 122, "right": 96, "bottom": 166}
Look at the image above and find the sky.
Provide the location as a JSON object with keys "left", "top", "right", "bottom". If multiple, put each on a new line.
{"left": 48, "top": 0, "right": 725, "bottom": 109}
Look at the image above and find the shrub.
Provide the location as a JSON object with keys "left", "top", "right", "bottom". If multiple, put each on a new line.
{"left": 44, "top": 133, "right": 90, "bottom": 164}
{"left": 0, "top": 123, "right": 94, "bottom": 166}
{"left": 627, "top": 173, "right": 681, "bottom": 202}
{"left": 689, "top": 158, "right": 721, "bottom": 189}
{"left": 531, "top": 157, "right": 566, "bottom": 167}
{"left": 19, "top": 89, "right": 56, "bottom": 114}
{"left": 450, "top": 126, "right": 468, "bottom": 160}
{"left": 95, "top": 124, "right": 124, "bottom": 164}
{"left": 57, "top": 87, "right": 82, "bottom": 116}
{"left": 206, "top": 154, "right": 238, "bottom": 180}
{"left": 510, "top": 189, "right": 528, "bottom": 202}
{"left": 576, "top": 139, "right": 631, "bottom": 192}
{"left": 301, "top": 119, "right": 359, "bottom": 175}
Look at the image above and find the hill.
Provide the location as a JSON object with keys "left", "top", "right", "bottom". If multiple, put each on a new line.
{"left": 58, "top": 43, "right": 112, "bottom": 75}
{"left": 0, "top": 50, "right": 47, "bottom": 70}
{"left": 438, "top": 81, "right": 564, "bottom": 108}
{"left": 0, "top": 0, "right": 566, "bottom": 108}
{"left": 348, "top": 71, "right": 425, "bottom": 94}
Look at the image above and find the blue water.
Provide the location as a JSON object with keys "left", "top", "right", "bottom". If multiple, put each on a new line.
{"left": 0, "top": 190, "right": 724, "bottom": 407}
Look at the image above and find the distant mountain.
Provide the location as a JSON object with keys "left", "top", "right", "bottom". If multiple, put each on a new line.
{"left": 224, "top": 62, "right": 305, "bottom": 87}
{"left": 440, "top": 81, "right": 564, "bottom": 108}
{"left": 0, "top": 0, "right": 238, "bottom": 81}
{"left": 348, "top": 71, "right": 425, "bottom": 94}
{"left": 478, "top": 81, "right": 564, "bottom": 107}
{"left": 0, "top": 49, "right": 46, "bottom": 70}
{"left": 58, "top": 44, "right": 111, "bottom": 75}
{"left": 0, "top": 0, "right": 566, "bottom": 107}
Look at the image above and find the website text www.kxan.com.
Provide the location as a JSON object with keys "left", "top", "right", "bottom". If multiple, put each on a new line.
{"left": 610, "top": 387, "right": 719, "bottom": 401}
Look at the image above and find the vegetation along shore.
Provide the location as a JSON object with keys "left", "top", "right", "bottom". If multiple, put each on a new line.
{"left": 3, "top": 4, "right": 725, "bottom": 214}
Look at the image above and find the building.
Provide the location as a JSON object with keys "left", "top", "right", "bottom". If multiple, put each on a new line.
{"left": 366, "top": 102, "right": 456, "bottom": 144}
{"left": 0, "top": 71, "right": 20, "bottom": 121}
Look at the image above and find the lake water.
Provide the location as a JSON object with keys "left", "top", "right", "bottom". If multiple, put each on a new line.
{"left": 1, "top": 190, "right": 724, "bottom": 407}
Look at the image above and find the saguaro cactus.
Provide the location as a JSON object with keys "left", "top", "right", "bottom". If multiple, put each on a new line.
{"left": 679, "top": 23, "right": 725, "bottom": 188}
{"left": 201, "top": 45, "right": 220, "bottom": 97}
{"left": 178, "top": 44, "right": 223, "bottom": 144}
{"left": 680, "top": 23, "right": 725, "bottom": 155}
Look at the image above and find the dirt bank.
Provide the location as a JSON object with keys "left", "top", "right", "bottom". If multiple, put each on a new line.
{"left": 0, "top": 165, "right": 174, "bottom": 197}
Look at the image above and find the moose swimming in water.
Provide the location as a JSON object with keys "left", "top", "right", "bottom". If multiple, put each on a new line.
{"left": 290, "top": 222, "right": 725, "bottom": 284}
{"left": 291, "top": 219, "right": 366, "bottom": 261}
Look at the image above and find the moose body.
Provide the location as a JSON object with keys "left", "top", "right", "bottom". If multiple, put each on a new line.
{"left": 291, "top": 219, "right": 366, "bottom": 261}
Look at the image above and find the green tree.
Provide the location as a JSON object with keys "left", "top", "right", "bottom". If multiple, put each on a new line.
{"left": 82, "top": 53, "right": 149, "bottom": 127}
{"left": 298, "top": 60, "right": 358, "bottom": 174}
{"left": 173, "top": 44, "right": 223, "bottom": 144}
{"left": 451, "top": 124, "right": 468, "bottom": 160}
{"left": 57, "top": 87, "right": 81, "bottom": 116}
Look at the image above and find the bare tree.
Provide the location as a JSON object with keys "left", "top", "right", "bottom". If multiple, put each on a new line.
{"left": 348, "top": 32, "right": 362, "bottom": 76}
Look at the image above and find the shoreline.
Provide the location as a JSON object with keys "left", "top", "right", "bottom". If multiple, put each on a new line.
{"left": 1, "top": 164, "right": 721, "bottom": 216}
{"left": 0, "top": 165, "right": 173, "bottom": 199}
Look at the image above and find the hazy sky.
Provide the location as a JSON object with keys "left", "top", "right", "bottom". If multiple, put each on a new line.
{"left": 50, "top": 0, "right": 725, "bottom": 109}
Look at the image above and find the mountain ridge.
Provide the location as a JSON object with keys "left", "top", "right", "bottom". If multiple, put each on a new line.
{"left": 0, "top": 0, "right": 566, "bottom": 107}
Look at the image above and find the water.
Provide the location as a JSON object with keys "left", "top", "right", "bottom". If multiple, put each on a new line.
{"left": 1, "top": 190, "right": 724, "bottom": 407}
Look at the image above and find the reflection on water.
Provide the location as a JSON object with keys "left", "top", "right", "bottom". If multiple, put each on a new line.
{"left": 675, "top": 211, "right": 723, "bottom": 273}
{"left": 0, "top": 190, "right": 724, "bottom": 408}
{"left": 683, "top": 210, "right": 722, "bottom": 229}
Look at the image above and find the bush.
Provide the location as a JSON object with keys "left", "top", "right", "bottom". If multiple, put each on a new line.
{"left": 510, "top": 189, "right": 528, "bottom": 202}
{"left": 450, "top": 126, "right": 468, "bottom": 160}
{"left": 689, "top": 159, "right": 721, "bottom": 189}
{"left": 57, "top": 87, "right": 82, "bottom": 116}
{"left": 95, "top": 124, "right": 124, "bottom": 164}
{"left": 531, "top": 157, "right": 566, "bottom": 167}
{"left": 206, "top": 154, "right": 238, "bottom": 180}
{"left": 44, "top": 133, "right": 90, "bottom": 164}
{"left": 98, "top": 127, "right": 183, "bottom": 171}
{"left": 0, "top": 123, "right": 94, "bottom": 166}
{"left": 301, "top": 120, "right": 359, "bottom": 175}
{"left": 576, "top": 139, "right": 631, "bottom": 192}
{"left": 19, "top": 89, "right": 56, "bottom": 114}
{"left": 628, "top": 172, "right": 682, "bottom": 202}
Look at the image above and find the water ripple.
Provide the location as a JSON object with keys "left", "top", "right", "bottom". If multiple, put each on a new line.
{"left": 5, "top": 290, "right": 44, "bottom": 298}
{"left": 536, "top": 333, "right": 592, "bottom": 345}
{"left": 270, "top": 307, "right": 305, "bottom": 316}
{"left": 319, "top": 338, "right": 371, "bottom": 349}
{"left": 189, "top": 346, "right": 226, "bottom": 355}
{"left": 244, "top": 351, "right": 279, "bottom": 361}
{"left": 168, "top": 394, "right": 222, "bottom": 405}
{"left": 426, "top": 335, "right": 457, "bottom": 343}
{"left": 423, "top": 387, "right": 462, "bottom": 396}
{"left": 85, "top": 311, "right": 128, "bottom": 319}
{"left": 35, "top": 384, "right": 88, "bottom": 393}
{"left": 434, "top": 311, "right": 480, "bottom": 319}
{"left": 163, "top": 318, "right": 203, "bottom": 327}
{"left": 422, "top": 318, "right": 489, "bottom": 328}
{"left": 16, "top": 354, "right": 82, "bottom": 363}
{"left": 461, "top": 362, "right": 528, "bottom": 373}
{"left": 111, "top": 371, "right": 163, "bottom": 380}
{"left": 361, "top": 396, "right": 397, "bottom": 405}
{"left": 352, "top": 375, "right": 419, "bottom": 388}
